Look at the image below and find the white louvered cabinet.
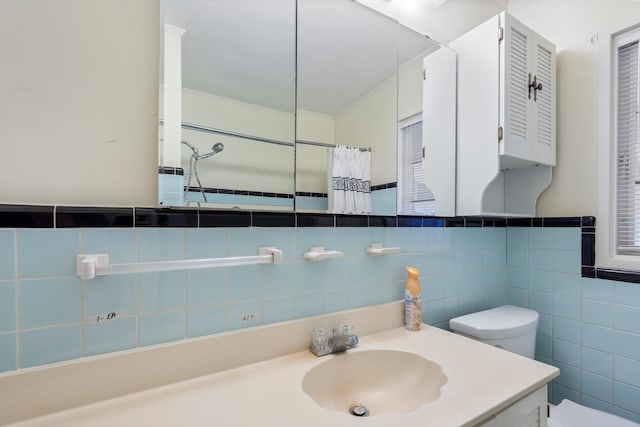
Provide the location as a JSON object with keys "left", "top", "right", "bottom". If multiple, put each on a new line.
{"left": 452, "top": 12, "right": 556, "bottom": 217}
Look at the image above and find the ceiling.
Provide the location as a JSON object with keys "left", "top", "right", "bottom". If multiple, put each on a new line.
{"left": 161, "top": 0, "right": 436, "bottom": 115}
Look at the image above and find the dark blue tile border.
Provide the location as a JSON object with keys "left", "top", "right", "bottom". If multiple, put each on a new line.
{"left": 199, "top": 210, "right": 251, "bottom": 227}
{"left": 543, "top": 217, "right": 582, "bottom": 227}
{"left": 596, "top": 269, "right": 640, "bottom": 284}
{"left": 398, "top": 216, "right": 422, "bottom": 227}
{"left": 158, "top": 166, "right": 184, "bottom": 176}
{"left": 135, "top": 208, "right": 198, "bottom": 228}
{"left": 296, "top": 213, "right": 334, "bottom": 227}
{"left": 369, "top": 216, "right": 397, "bottom": 227}
{"left": 335, "top": 215, "right": 368, "bottom": 227}
{"left": 0, "top": 205, "right": 54, "bottom": 228}
{"left": 252, "top": 212, "right": 295, "bottom": 227}
{"left": 56, "top": 207, "right": 134, "bottom": 228}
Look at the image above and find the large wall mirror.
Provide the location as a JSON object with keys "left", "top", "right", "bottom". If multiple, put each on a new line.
{"left": 296, "top": 0, "right": 455, "bottom": 216}
{"left": 159, "top": 0, "right": 296, "bottom": 211}
{"left": 159, "top": 0, "right": 455, "bottom": 216}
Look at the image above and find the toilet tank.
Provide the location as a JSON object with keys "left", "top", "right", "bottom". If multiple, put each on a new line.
{"left": 449, "top": 305, "right": 539, "bottom": 359}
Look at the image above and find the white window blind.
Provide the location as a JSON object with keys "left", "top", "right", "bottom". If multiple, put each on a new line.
{"left": 397, "top": 118, "right": 435, "bottom": 215}
{"left": 616, "top": 35, "right": 640, "bottom": 253}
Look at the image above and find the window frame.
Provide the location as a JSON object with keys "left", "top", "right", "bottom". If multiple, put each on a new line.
{"left": 597, "top": 21, "right": 640, "bottom": 270}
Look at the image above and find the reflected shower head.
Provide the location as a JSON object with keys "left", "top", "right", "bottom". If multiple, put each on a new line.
{"left": 212, "top": 142, "right": 224, "bottom": 154}
{"left": 196, "top": 142, "right": 224, "bottom": 160}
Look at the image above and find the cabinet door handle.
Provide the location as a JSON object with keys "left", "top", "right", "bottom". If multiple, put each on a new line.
{"left": 528, "top": 73, "right": 543, "bottom": 101}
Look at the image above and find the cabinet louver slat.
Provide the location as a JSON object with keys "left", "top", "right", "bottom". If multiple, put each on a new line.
{"left": 536, "top": 44, "right": 553, "bottom": 146}
{"left": 509, "top": 27, "right": 528, "bottom": 139}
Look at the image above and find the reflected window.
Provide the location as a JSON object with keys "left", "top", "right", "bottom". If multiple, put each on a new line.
{"left": 397, "top": 116, "right": 435, "bottom": 215}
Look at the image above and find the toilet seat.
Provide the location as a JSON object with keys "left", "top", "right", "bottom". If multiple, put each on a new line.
{"left": 548, "top": 399, "right": 640, "bottom": 427}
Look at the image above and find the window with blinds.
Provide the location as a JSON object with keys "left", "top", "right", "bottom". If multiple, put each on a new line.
{"left": 616, "top": 29, "right": 640, "bottom": 254}
{"left": 397, "top": 117, "right": 435, "bottom": 215}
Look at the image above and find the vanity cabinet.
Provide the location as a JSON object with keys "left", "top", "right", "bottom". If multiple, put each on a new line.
{"left": 452, "top": 12, "right": 556, "bottom": 217}
{"left": 475, "top": 385, "right": 548, "bottom": 427}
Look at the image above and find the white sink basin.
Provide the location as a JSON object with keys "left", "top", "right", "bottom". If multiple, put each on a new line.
{"left": 302, "top": 349, "right": 448, "bottom": 417}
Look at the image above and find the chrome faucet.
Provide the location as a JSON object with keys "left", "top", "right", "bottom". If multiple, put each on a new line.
{"left": 310, "top": 324, "right": 359, "bottom": 357}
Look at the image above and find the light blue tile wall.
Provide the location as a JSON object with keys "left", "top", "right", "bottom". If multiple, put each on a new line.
{"left": 371, "top": 188, "right": 396, "bottom": 216}
{"left": 158, "top": 174, "right": 184, "bottom": 206}
{"left": 0, "top": 225, "right": 507, "bottom": 373}
{"left": 507, "top": 227, "right": 640, "bottom": 423}
{"left": 184, "top": 191, "right": 294, "bottom": 208}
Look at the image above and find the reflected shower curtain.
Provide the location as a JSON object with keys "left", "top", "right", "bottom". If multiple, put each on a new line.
{"left": 327, "top": 146, "right": 371, "bottom": 214}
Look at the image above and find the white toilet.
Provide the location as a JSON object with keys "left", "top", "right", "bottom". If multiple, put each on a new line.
{"left": 449, "top": 304, "right": 538, "bottom": 358}
{"left": 449, "top": 305, "right": 640, "bottom": 427}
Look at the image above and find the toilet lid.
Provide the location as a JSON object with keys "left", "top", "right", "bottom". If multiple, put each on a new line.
{"left": 449, "top": 305, "right": 539, "bottom": 339}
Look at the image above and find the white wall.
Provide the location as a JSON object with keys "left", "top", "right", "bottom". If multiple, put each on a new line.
{"left": 178, "top": 89, "right": 295, "bottom": 194}
{"left": 335, "top": 75, "right": 398, "bottom": 186}
{"left": 0, "top": 0, "right": 159, "bottom": 207}
{"left": 295, "top": 110, "right": 334, "bottom": 193}
{"left": 507, "top": 0, "right": 640, "bottom": 217}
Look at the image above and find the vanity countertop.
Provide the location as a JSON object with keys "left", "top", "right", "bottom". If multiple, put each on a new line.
{"left": 6, "top": 324, "right": 559, "bottom": 427}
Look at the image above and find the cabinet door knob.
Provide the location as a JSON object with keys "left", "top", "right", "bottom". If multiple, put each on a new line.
{"left": 528, "top": 73, "right": 543, "bottom": 101}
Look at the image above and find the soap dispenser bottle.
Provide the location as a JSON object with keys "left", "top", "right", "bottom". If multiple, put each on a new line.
{"left": 404, "top": 266, "right": 422, "bottom": 331}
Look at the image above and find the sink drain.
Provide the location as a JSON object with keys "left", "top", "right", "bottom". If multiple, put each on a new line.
{"left": 349, "top": 405, "right": 370, "bottom": 417}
